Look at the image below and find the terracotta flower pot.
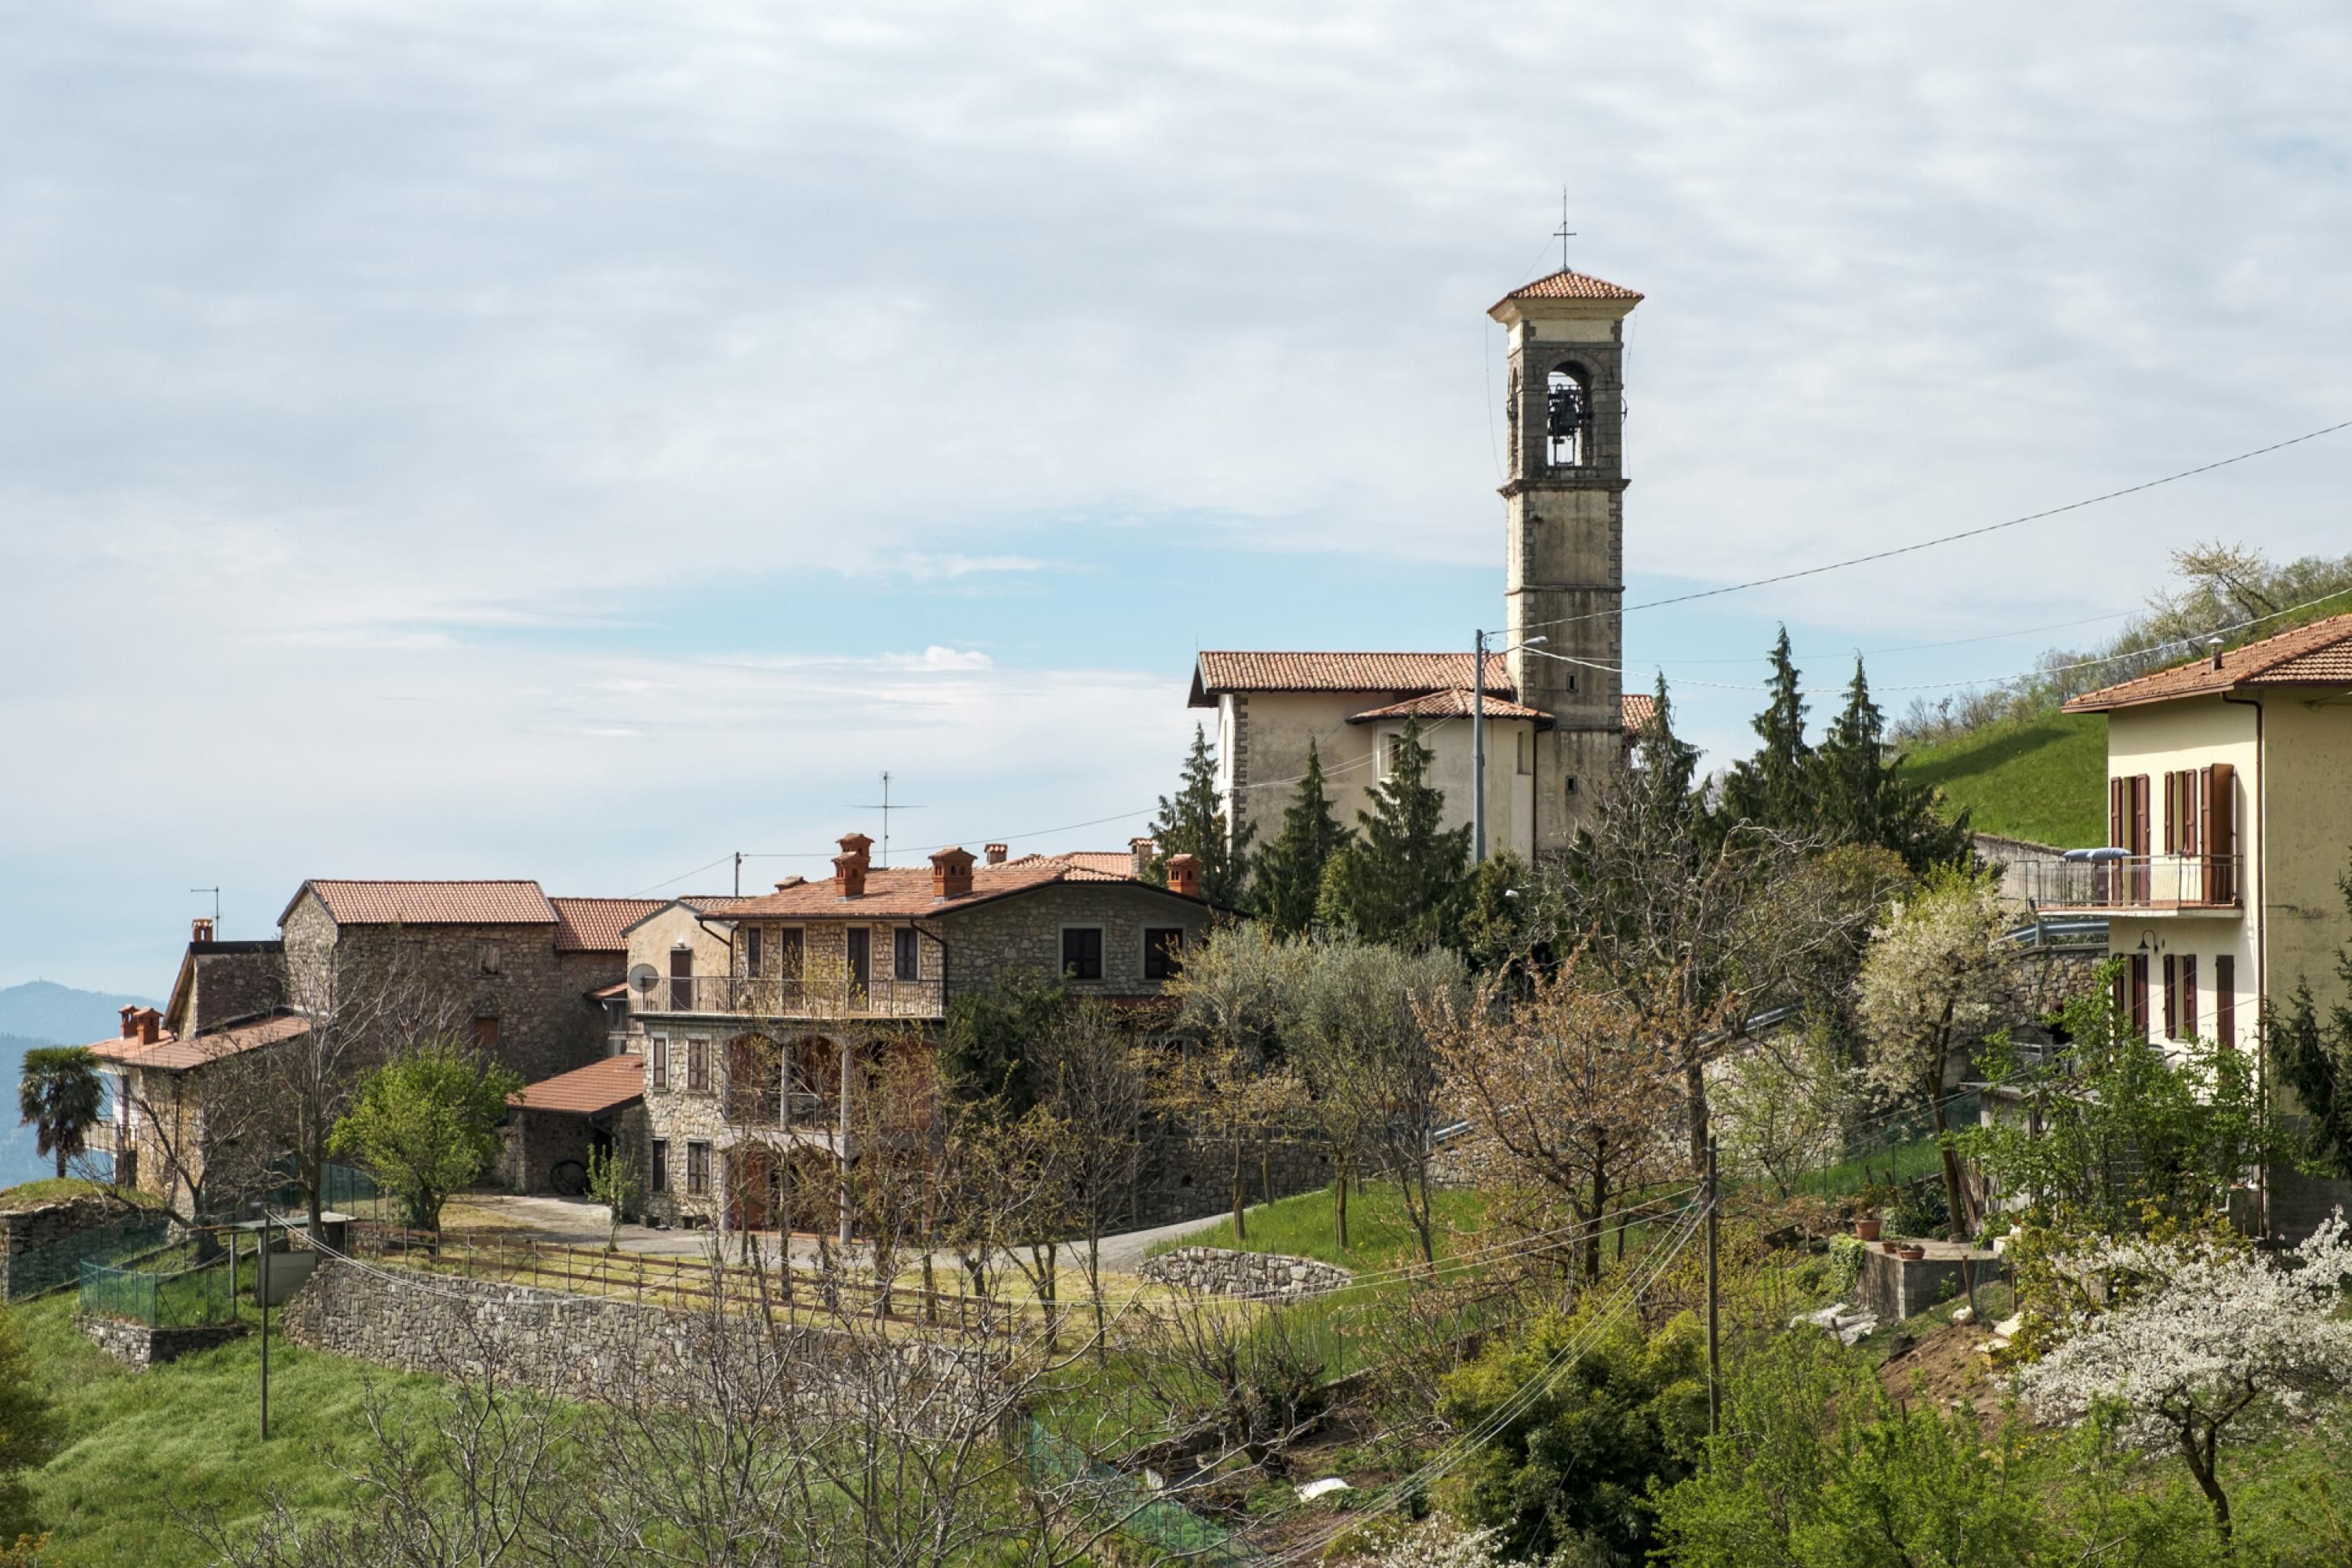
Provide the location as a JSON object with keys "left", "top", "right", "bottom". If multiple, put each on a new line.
{"left": 1882, "top": 1240, "right": 1900, "bottom": 1254}
{"left": 1853, "top": 1218, "right": 1882, "bottom": 1242}
{"left": 1897, "top": 1246, "right": 1926, "bottom": 1261}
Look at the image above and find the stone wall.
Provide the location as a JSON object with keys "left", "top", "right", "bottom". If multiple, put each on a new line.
{"left": 1128, "top": 1131, "right": 1332, "bottom": 1230}
{"left": 941, "top": 882, "right": 1210, "bottom": 1001}
{"left": 1137, "top": 1247, "right": 1352, "bottom": 1300}
{"left": 281, "top": 1258, "right": 996, "bottom": 1430}
{"left": 77, "top": 1314, "right": 246, "bottom": 1370}
{"left": 182, "top": 943, "right": 286, "bottom": 1033}
{"left": 1, "top": 1196, "right": 132, "bottom": 1298}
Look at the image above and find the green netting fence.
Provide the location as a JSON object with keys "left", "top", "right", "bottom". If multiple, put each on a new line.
{"left": 1023, "top": 1421, "right": 1250, "bottom": 1565}
{"left": 78, "top": 1253, "right": 238, "bottom": 1327}
{"left": 3, "top": 1212, "right": 173, "bottom": 1301}
{"left": 262, "top": 1162, "right": 387, "bottom": 1222}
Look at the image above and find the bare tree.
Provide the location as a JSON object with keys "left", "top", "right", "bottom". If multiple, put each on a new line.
{"left": 114, "top": 1040, "right": 285, "bottom": 1229}
{"left": 1165, "top": 924, "right": 1304, "bottom": 1241}
{"left": 1030, "top": 999, "right": 1149, "bottom": 1356}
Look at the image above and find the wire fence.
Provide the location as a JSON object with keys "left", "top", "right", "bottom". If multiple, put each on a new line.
{"left": 4, "top": 1211, "right": 174, "bottom": 1301}
{"left": 262, "top": 1162, "right": 389, "bottom": 1223}
{"left": 1023, "top": 1418, "right": 1249, "bottom": 1566}
{"left": 78, "top": 1250, "right": 238, "bottom": 1327}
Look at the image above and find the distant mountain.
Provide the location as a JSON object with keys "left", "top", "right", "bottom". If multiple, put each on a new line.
{"left": 0, "top": 980, "right": 161, "bottom": 1048}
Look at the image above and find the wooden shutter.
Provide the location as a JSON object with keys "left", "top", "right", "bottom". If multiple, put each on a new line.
{"left": 2216, "top": 955, "right": 2236, "bottom": 1048}
{"left": 2129, "top": 953, "right": 2150, "bottom": 1036}
{"left": 2162, "top": 953, "right": 2178, "bottom": 1039}
{"left": 2182, "top": 955, "right": 2198, "bottom": 1041}
{"left": 2163, "top": 771, "right": 2179, "bottom": 855}
{"left": 651, "top": 1036, "right": 668, "bottom": 1090}
{"left": 2207, "top": 763, "right": 2237, "bottom": 902}
{"left": 2109, "top": 775, "right": 2126, "bottom": 847}
{"left": 2129, "top": 775, "right": 2151, "bottom": 855}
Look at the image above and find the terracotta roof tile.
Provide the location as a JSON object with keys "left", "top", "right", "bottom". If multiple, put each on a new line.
{"left": 86, "top": 1012, "right": 309, "bottom": 1073}
{"left": 286, "top": 880, "right": 557, "bottom": 927}
{"left": 550, "top": 897, "right": 670, "bottom": 952}
{"left": 509, "top": 1054, "right": 645, "bottom": 1116}
{"left": 2063, "top": 612, "right": 2352, "bottom": 712}
{"left": 1051, "top": 851, "right": 1138, "bottom": 881}
{"left": 1621, "top": 691, "right": 1658, "bottom": 733}
{"left": 1492, "top": 268, "right": 1644, "bottom": 307}
{"left": 723, "top": 855, "right": 1187, "bottom": 920}
{"left": 1192, "top": 651, "right": 1513, "bottom": 702}
{"left": 1348, "top": 688, "right": 1554, "bottom": 725}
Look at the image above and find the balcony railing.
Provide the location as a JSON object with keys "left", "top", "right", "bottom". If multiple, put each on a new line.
{"left": 2022, "top": 852, "right": 2242, "bottom": 913}
{"left": 631, "top": 974, "right": 946, "bottom": 1020}
{"left": 723, "top": 1085, "right": 840, "bottom": 1129}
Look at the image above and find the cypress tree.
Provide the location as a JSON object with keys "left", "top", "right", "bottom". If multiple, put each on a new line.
{"left": 1147, "top": 724, "right": 1255, "bottom": 906}
{"left": 1716, "top": 625, "right": 1812, "bottom": 830}
{"left": 1249, "top": 739, "right": 1352, "bottom": 935}
{"left": 1811, "top": 658, "right": 1973, "bottom": 872}
{"left": 1316, "top": 718, "right": 1473, "bottom": 946}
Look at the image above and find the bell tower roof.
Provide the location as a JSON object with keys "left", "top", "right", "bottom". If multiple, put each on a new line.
{"left": 1489, "top": 268, "right": 1643, "bottom": 320}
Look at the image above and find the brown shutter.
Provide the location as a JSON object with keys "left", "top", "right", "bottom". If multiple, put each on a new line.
{"left": 2163, "top": 771, "right": 2179, "bottom": 855}
{"left": 2110, "top": 775, "right": 2126, "bottom": 847}
{"left": 2207, "top": 763, "right": 2236, "bottom": 902}
{"left": 2130, "top": 775, "right": 2151, "bottom": 856}
{"left": 2216, "top": 955, "right": 2236, "bottom": 1049}
{"left": 2129, "top": 953, "right": 2150, "bottom": 1036}
{"left": 2162, "top": 953, "right": 2178, "bottom": 1039}
{"left": 2182, "top": 955, "right": 2198, "bottom": 1041}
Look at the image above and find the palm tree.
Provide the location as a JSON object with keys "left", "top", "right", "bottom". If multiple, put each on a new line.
{"left": 18, "top": 1047, "right": 103, "bottom": 1180}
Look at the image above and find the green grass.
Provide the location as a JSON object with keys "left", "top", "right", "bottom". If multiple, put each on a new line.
{"left": 1148, "top": 1181, "right": 1490, "bottom": 1271}
{"left": 1904, "top": 709, "right": 2106, "bottom": 848}
{"left": 15, "top": 1291, "right": 452, "bottom": 1566}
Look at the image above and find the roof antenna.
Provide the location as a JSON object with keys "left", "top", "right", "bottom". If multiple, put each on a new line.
{"left": 850, "top": 771, "right": 927, "bottom": 868}
{"left": 191, "top": 887, "right": 220, "bottom": 927}
{"left": 1554, "top": 188, "right": 1577, "bottom": 273}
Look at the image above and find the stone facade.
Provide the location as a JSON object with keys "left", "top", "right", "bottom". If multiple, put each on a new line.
{"left": 281, "top": 1257, "right": 999, "bottom": 1430}
{"left": 1138, "top": 1247, "right": 1352, "bottom": 1300}
{"left": 941, "top": 881, "right": 1209, "bottom": 1001}
{"left": 171, "top": 942, "right": 286, "bottom": 1034}
{"left": 77, "top": 1314, "right": 246, "bottom": 1370}
{"left": 499, "top": 1102, "right": 649, "bottom": 1198}
{"left": 283, "top": 891, "right": 615, "bottom": 1085}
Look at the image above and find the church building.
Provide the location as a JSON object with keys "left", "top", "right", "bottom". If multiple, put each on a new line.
{"left": 1189, "top": 268, "right": 1653, "bottom": 861}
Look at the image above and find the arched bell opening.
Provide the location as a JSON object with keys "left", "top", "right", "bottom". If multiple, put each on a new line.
{"left": 1545, "top": 362, "right": 1591, "bottom": 466}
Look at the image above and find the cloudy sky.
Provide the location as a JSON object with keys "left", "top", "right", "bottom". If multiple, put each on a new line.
{"left": 6, "top": 2, "right": 2350, "bottom": 993}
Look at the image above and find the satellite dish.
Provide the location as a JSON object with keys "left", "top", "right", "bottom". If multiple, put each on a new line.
{"left": 628, "top": 963, "right": 659, "bottom": 994}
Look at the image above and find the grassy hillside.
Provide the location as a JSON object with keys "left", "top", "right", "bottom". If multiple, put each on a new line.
{"left": 1902, "top": 709, "right": 2106, "bottom": 848}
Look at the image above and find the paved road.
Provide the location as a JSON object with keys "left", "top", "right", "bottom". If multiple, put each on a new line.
{"left": 456, "top": 1193, "right": 1227, "bottom": 1274}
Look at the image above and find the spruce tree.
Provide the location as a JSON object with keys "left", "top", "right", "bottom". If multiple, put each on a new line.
{"left": 1249, "top": 739, "right": 1351, "bottom": 935}
{"left": 1716, "top": 625, "right": 1812, "bottom": 831}
{"left": 1147, "top": 724, "right": 1254, "bottom": 906}
{"left": 1811, "top": 658, "right": 1973, "bottom": 872}
{"left": 1315, "top": 718, "right": 1472, "bottom": 946}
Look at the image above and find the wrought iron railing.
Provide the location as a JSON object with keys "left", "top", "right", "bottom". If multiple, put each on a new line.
{"left": 2021, "top": 853, "right": 2242, "bottom": 912}
{"left": 630, "top": 974, "right": 946, "bottom": 1019}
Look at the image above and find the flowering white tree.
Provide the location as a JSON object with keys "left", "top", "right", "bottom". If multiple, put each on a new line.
{"left": 1338, "top": 1516, "right": 1514, "bottom": 1568}
{"left": 2018, "top": 1213, "right": 2352, "bottom": 1539}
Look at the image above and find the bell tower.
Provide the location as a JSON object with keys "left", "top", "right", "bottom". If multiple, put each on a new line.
{"left": 1489, "top": 268, "right": 1642, "bottom": 850}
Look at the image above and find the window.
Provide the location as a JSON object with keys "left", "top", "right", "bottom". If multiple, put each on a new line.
{"left": 1062, "top": 927, "right": 1104, "bottom": 982}
{"left": 894, "top": 927, "right": 920, "bottom": 982}
{"left": 776, "top": 927, "right": 803, "bottom": 982}
{"left": 473, "top": 1015, "right": 500, "bottom": 1052}
{"left": 2182, "top": 955, "right": 2198, "bottom": 1042}
{"left": 2162, "top": 954, "right": 2178, "bottom": 1040}
{"left": 687, "top": 1142, "right": 710, "bottom": 1196}
{"left": 650, "top": 1139, "right": 670, "bottom": 1194}
{"left": 687, "top": 1038, "right": 710, "bottom": 1093}
{"left": 1144, "top": 927, "right": 1185, "bottom": 982}
{"left": 1515, "top": 730, "right": 1532, "bottom": 777}
{"left": 1563, "top": 775, "right": 1580, "bottom": 797}
{"left": 746, "top": 927, "right": 764, "bottom": 977}
{"left": 669, "top": 947, "right": 693, "bottom": 1010}
{"left": 2216, "top": 955, "right": 2237, "bottom": 1049}
{"left": 477, "top": 940, "right": 503, "bottom": 975}
{"left": 846, "top": 927, "right": 872, "bottom": 990}
{"left": 651, "top": 1036, "right": 669, "bottom": 1090}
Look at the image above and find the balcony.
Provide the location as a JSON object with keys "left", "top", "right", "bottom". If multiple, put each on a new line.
{"left": 631, "top": 973, "right": 946, "bottom": 1022}
{"left": 2022, "top": 851, "right": 2243, "bottom": 916}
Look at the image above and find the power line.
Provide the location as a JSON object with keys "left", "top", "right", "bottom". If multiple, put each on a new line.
{"left": 1517, "top": 416, "right": 2352, "bottom": 637}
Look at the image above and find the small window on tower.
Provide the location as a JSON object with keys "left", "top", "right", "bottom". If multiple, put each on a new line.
{"left": 1515, "top": 731, "right": 1532, "bottom": 777}
{"left": 1545, "top": 365, "right": 1589, "bottom": 466}
{"left": 1564, "top": 776, "right": 1581, "bottom": 797}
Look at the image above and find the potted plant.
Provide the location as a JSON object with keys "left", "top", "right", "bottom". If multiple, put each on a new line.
{"left": 1882, "top": 1239, "right": 1900, "bottom": 1254}
{"left": 1897, "top": 1244, "right": 1926, "bottom": 1261}
{"left": 1853, "top": 1216, "right": 1883, "bottom": 1242}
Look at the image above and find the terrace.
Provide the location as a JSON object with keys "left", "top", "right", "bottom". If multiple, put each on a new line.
{"left": 2021, "top": 851, "right": 2243, "bottom": 916}
{"left": 630, "top": 973, "right": 946, "bottom": 1022}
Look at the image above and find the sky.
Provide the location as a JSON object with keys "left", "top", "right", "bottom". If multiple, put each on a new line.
{"left": 5, "top": 1, "right": 2351, "bottom": 993}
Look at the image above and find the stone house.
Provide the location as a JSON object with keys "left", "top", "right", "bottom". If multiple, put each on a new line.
{"left": 2024, "top": 611, "right": 2352, "bottom": 1240}
{"left": 623, "top": 834, "right": 1213, "bottom": 1237}
{"left": 85, "top": 1004, "right": 309, "bottom": 1219}
{"left": 499, "top": 1054, "right": 649, "bottom": 1198}
{"left": 277, "top": 880, "right": 663, "bottom": 1084}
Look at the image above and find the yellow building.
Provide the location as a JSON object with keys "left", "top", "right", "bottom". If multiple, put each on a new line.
{"left": 2042, "top": 612, "right": 2352, "bottom": 1237}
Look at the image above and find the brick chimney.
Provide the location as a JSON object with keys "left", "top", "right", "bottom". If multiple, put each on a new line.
{"left": 191, "top": 917, "right": 215, "bottom": 944}
{"left": 1129, "top": 836, "right": 1157, "bottom": 880}
{"left": 838, "top": 832, "right": 874, "bottom": 869}
{"left": 833, "top": 853, "right": 866, "bottom": 898}
{"left": 931, "top": 845, "right": 976, "bottom": 898}
{"left": 119, "top": 1005, "right": 140, "bottom": 1039}
{"left": 133, "top": 1007, "right": 162, "bottom": 1045}
{"left": 984, "top": 843, "right": 1008, "bottom": 866}
{"left": 1166, "top": 852, "right": 1203, "bottom": 898}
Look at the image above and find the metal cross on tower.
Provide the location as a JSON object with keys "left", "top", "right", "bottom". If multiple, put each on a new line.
{"left": 1554, "top": 188, "right": 1577, "bottom": 272}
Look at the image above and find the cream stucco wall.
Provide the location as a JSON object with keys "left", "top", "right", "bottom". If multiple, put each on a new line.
{"left": 2257, "top": 696, "right": 2352, "bottom": 1019}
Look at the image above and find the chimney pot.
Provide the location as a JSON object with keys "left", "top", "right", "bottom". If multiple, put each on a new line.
{"left": 191, "top": 916, "right": 215, "bottom": 944}
{"left": 1166, "top": 852, "right": 1203, "bottom": 898}
{"left": 833, "top": 854, "right": 867, "bottom": 898}
{"left": 984, "top": 843, "right": 1008, "bottom": 866}
{"left": 120, "top": 1005, "right": 140, "bottom": 1039}
{"left": 837, "top": 832, "right": 874, "bottom": 869}
{"left": 2209, "top": 637, "right": 2226, "bottom": 671}
{"left": 930, "top": 846, "right": 976, "bottom": 899}
{"left": 135, "top": 1007, "right": 162, "bottom": 1045}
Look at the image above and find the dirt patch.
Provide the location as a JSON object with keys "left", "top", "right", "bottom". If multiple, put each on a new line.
{"left": 1875, "top": 1316, "right": 2020, "bottom": 1433}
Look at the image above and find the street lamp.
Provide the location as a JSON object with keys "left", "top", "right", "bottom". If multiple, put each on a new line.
{"left": 1472, "top": 630, "right": 1546, "bottom": 862}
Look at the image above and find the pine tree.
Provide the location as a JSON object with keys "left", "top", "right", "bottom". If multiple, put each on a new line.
{"left": 1811, "top": 658, "right": 1973, "bottom": 872}
{"left": 1315, "top": 718, "right": 1472, "bottom": 946}
{"left": 1716, "top": 625, "right": 1812, "bottom": 830}
{"left": 1249, "top": 739, "right": 1351, "bottom": 935}
{"left": 1147, "top": 724, "right": 1254, "bottom": 906}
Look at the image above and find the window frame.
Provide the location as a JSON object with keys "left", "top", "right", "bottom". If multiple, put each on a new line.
{"left": 687, "top": 1037, "right": 710, "bottom": 1093}
{"left": 686, "top": 1141, "right": 710, "bottom": 1196}
{"left": 650, "top": 1138, "right": 670, "bottom": 1194}
{"left": 1061, "top": 925, "right": 1105, "bottom": 983}
{"left": 893, "top": 926, "right": 920, "bottom": 982}
{"left": 1143, "top": 927, "right": 1186, "bottom": 982}
{"left": 845, "top": 927, "right": 872, "bottom": 990}
{"left": 477, "top": 940, "right": 504, "bottom": 976}
{"left": 746, "top": 926, "right": 764, "bottom": 977}
{"left": 473, "top": 1015, "right": 500, "bottom": 1052}
{"left": 651, "top": 1036, "right": 669, "bottom": 1091}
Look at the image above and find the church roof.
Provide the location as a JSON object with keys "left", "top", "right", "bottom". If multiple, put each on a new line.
{"left": 2063, "top": 611, "right": 2352, "bottom": 713}
{"left": 1347, "top": 689, "right": 1554, "bottom": 727}
{"left": 1493, "top": 268, "right": 1644, "bottom": 308}
{"left": 1190, "top": 652, "right": 1512, "bottom": 704}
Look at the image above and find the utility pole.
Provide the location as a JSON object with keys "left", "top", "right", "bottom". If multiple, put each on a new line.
{"left": 1705, "top": 1138, "right": 1721, "bottom": 1437}
{"left": 1472, "top": 630, "right": 1486, "bottom": 863}
{"left": 733, "top": 851, "right": 743, "bottom": 898}
{"left": 260, "top": 1210, "right": 271, "bottom": 1440}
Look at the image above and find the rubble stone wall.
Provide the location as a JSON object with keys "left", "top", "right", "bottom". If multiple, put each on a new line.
{"left": 1137, "top": 1247, "right": 1352, "bottom": 1300}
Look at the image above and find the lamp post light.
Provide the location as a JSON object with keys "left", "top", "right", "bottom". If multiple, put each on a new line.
{"left": 1472, "top": 630, "right": 1545, "bottom": 863}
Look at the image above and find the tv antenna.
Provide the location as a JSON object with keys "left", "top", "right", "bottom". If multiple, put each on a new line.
{"left": 191, "top": 887, "right": 220, "bottom": 926}
{"left": 850, "top": 771, "right": 926, "bottom": 868}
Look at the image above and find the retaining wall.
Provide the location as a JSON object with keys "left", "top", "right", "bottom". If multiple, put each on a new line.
{"left": 1137, "top": 1247, "right": 1352, "bottom": 1300}
{"left": 76, "top": 1314, "right": 246, "bottom": 1370}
